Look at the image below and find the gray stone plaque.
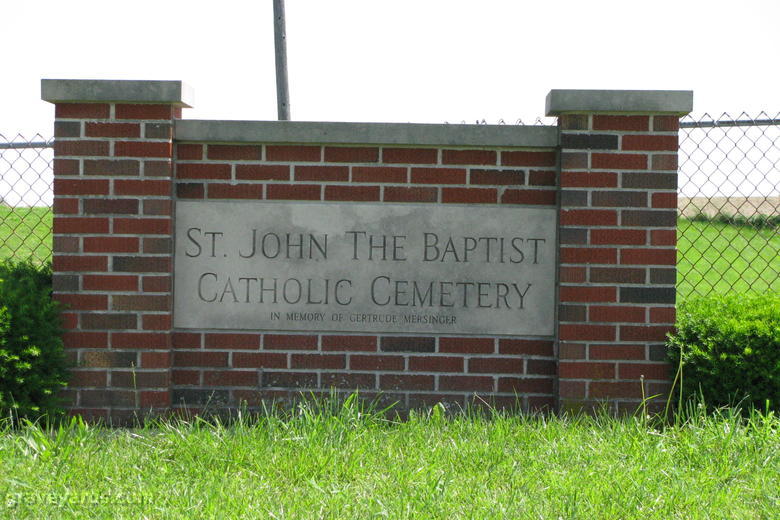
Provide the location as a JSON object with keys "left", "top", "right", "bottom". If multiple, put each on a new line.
{"left": 174, "top": 201, "right": 556, "bottom": 336}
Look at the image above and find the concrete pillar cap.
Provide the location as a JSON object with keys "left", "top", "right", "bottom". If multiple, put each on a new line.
{"left": 546, "top": 89, "right": 692, "bottom": 116}
{"left": 42, "top": 79, "right": 194, "bottom": 108}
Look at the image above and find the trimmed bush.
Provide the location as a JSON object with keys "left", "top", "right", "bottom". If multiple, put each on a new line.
{"left": 0, "top": 260, "right": 67, "bottom": 419}
{"left": 667, "top": 293, "right": 780, "bottom": 412}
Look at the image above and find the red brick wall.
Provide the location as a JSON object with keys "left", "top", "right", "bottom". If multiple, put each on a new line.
{"left": 557, "top": 114, "right": 678, "bottom": 413}
{"left": 52, "top": 102, "right": 180, "bottom": 423}
{"left": 171, "top": 143, "right": 558, "bottom": 413}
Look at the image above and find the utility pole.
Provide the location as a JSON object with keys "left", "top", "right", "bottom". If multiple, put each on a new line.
{"left": 273, "top": 0, "right": 291, "bottom": 120}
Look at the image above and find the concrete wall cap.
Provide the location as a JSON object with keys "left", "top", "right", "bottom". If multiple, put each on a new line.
{"left": 174, "top": 119, "right": 557, "bottom": 148}
{"left": 41, "top": 79, "right": 194, "bottom": 108}
{"left": 546, "top": 89, "right": 693, "bottom": 116}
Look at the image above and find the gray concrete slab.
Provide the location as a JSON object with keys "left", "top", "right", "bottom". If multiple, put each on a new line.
{"left": 546, "top": 89, "right": 693, "bottom": 116}
{"left": 174, "top": 119, "right": 557, "bottom": 148}
{"left": 42, "top": 79, "right": 194, "bottom": 107}
{"left": 174, "top": 201, "right": 557, "bottom": 336}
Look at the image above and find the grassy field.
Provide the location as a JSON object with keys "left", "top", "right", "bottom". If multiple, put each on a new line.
{"left": 0, "top": 206, "right": 52, "bottom": 264}
{"left": 677, "top": 218, "right": 780, "bottom": 301}
{"left": 1, "top": 400, "right": 778, "bottom": 519}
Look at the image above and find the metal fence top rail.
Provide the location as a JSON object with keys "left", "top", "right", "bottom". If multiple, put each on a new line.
{"left": 0, "top": 141, "right": 52, "bottom": 150}
{"left": 680, "top": 118, "right": 780, "bottom": 129}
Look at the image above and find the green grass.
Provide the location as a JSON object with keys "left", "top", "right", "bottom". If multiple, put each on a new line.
{"left": 0, "top": 206, "right": 52, "bottom": 264}
{"left": 677, "top": 218, "right": 780, "bottom": 301}
{"left": 0, "top": 399, "right": 778, "bottom": 519}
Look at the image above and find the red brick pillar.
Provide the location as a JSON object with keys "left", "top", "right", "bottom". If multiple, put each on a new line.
{"left": 42, "top": 80, "right": 192, "bottom": 423}
{"left": 549, "top": 90, "right": 692, "bottom": 413}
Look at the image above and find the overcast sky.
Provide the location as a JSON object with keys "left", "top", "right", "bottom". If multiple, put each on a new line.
{"left": 2, "top": 0, "right": 779, "bottom": 138}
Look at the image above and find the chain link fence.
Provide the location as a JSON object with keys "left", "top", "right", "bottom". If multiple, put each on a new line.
{"left": 1, "top": 116, "right": 779, "bottom": 296}
{"left": 678, "top": 113, "right": 780, "bottom": 299}
{"left": 0, "top": 134, "right": 53, "bottom": 263}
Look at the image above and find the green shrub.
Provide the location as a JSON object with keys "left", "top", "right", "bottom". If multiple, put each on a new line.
{"left": 0, "top": 260, "right": 67, "bottom": 420}
{"left": 667, "top": 293, "right": 780, "bottom": 412}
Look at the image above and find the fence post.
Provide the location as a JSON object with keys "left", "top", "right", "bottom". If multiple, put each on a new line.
{"left": 42, "top": 79, "right": 192, "bottom": 424}
{"left": 549, "top": 90, "right": 693, "bottom": 413}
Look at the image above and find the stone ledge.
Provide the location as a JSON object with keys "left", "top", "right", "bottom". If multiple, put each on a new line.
{"left": 174, "top": 119, "right": 558, "bottom": 148}
{"left": 546, "top": 89, "right": 693, "bottom": 116}
{"left": 42, "top": 79, "right": 194, "bottom": 107}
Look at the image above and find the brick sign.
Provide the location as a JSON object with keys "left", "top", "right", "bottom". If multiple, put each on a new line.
{"left": 42, "top": 79, "right": 691, "bottom": 419}
{"left": 174, "top": 202, "right": 557, "bottom": 335}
